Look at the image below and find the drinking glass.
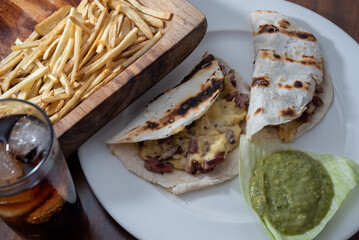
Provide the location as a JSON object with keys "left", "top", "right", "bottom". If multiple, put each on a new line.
{"left": 0, "top": 99, "right": 88, "bottom": 240}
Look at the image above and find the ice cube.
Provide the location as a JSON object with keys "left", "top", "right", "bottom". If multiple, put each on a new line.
{"left": 0, "top": 143, "right": 24, "bottom": 186}
{"left": 8, "top": 117, "right": 51, "bottom": 164}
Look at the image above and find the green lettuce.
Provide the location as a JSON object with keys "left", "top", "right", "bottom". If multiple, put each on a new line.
{"left": 238, "top": 135, "right": 359, "bottom": 240}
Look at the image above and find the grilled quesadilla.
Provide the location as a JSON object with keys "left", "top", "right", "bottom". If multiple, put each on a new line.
{"left": 246, "top": 10, "right": 333, "bottom": 142}
{"left": 107, "top": 53, "right": 249, "bottom": 194}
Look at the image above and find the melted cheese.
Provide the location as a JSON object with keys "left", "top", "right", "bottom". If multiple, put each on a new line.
{"left": 278, "top": 120, "right": 302, "bottom": 142}
{"left": 139, "top": 72, "right": 247, "bottom": 173}
{"left": 278, "top": 101, "right": 317, "bottom": 142}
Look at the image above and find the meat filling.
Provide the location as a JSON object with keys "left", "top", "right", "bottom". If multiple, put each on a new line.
{"left": 139, "top": 68, "right": 248, "bottom": 174}
{"left": 278, "top": 85, "right": 324, "bottom": 142}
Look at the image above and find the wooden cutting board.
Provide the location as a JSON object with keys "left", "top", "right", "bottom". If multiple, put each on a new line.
{"left": 0, "top": 0, "right": 207, "bottom": 157}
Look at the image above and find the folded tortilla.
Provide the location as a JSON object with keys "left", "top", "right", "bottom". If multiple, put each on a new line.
{"left": 107, "top": 54, "right": 249, "bottom": 194}
{"left": 246, "top": 10, "right": 333, "bottom": 141}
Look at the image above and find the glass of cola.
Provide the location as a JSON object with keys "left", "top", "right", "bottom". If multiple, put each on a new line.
{"left": 0, "top": 99, "right": 88, "bottom": 239}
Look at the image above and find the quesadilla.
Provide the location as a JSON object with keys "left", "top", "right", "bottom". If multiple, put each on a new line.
{"left": 106, "top": 53, "right": 249, "bottom": 194}
{"left": 246, "top": 10, "right": 333, "bottom": 142}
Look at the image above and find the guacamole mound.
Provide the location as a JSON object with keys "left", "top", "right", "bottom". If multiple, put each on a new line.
{"left": 249, "top": 150, "right": 334, "bottom": 235}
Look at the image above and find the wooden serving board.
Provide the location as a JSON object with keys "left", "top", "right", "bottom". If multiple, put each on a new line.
{"left": 0, "top": 0, "right": 207, "bottom": 157}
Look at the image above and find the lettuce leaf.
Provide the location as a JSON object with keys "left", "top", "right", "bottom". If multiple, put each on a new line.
{"left": 238, "top": 135, "right": 359, "bottom": 240}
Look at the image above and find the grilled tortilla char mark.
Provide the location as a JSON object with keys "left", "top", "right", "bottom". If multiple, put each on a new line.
{"left": 135, "top": 77, "right": 224, "bottom": 135}
{"left": 256, "top": 24, "right": 317, "bottom": 42}
{"left": 138, "top": 65, "right": 247, "bottom": 175}
{"left": 174, "top": 78, "right": 223, "bottom": 116}
{"left": 257, "top": 24, "right": 279, "bottom": 34}
{"left": 278, "top": 18, "right": 290, "bottom": 28}
{"left": 254, "top": 107, "right": 263, "bottom": 116}
{"left": 277, "top": 81, "right": 311, "bottom": 92}
{"left": 279, "top": 107, "right": 297, "bottom": 117}
{"left": 258, "top": 50, "right": 322, "bottom": 70}
{"left": 252, "top": 76, "right": 270, "bottom": 87}
{"left": 180, "top": 54, "right": 216, "bottom": 84}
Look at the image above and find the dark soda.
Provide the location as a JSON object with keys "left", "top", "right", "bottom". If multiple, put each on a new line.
{"left": 0, "top": 114, "right": 88, "bottom": 240}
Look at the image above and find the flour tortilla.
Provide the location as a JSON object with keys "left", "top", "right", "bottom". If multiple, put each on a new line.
{"left": 247, "top": 10, "right": 333, "bottom": 140}
{"left": 107, "top": 54, "right": 249, "bottom": 194}
{"left": 111, "top": 143, "right": 239, "bottom": 194}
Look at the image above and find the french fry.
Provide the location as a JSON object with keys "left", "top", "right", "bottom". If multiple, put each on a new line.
{"left": 41, "top": 93, "right": 70, "bottom": 103}
{"left": 108, "top": 21, "right": 119, "bottom": 49}
{"left": 134, "top": 35, "right": 147, "bottom": 44}
{"left": 59, "top": 73, "right": 73, "bottom": 96}
{"left": 96, "top": 9, "right": 120, "bottom": 53}
{"left": 93, "top": 7, "right": 102, "bottom": 18}
{"left": 81, "top": 68, "right": 111, "bottom": 100}
{"left": 77, "top": 0, "right": 89, "bottom": 13}
{"left": 119, "top": 16, "right": 132, "bottom": 39}
{"left": 39, "top": 89, "right": 54, "bottom": 109}
{"left": 28, "top": 79, "right": 43, "bottom": 98}
{"left": 1, "top": 64, "right": 24, "bottom": 92}
{"left": 138, "top": 11, "right": 164, "bottom": 29}
{"left": 109, "top": 57, "right": 127, "bottom": 70}
{"left": 11, "top": 41, "right": 40, "bottom": 52}
{"left": 0, "top": 54, "right": 23, "bottom": 77}
{"left": 81, "top": 2, "right": 90, "bottom": 20}
{"left": 0, "top": 66, "right": 49, "bottom": 99}
{"left": 0, "top": 0, "right": 169, "bottom": 124}
{"left": 71, "top": 14, "right": 83, "bottom": 85}
{"left": 116, "top": 14, "right": 124, "bottom": 34}
{"left": 80, "top": 10, "right": 108, "bottom": 59}
{"left": 54, "top": 87, "right": 65, "bottom": 95}
{"left": 45, "top": 99, "right": 65, "bottom": 116}
{"left": 125, "top": 0, "right": 172, "bottom": 20}
{"left": 49, "top": 8, "right": 77, "bottom": 70}
{"left": 35, "top": 5, "right": 72, "bottom": 36}
{"left": 122, "top": 30, "right": 162, "bottom": 68}
{"left": 97, "top": 64, "right": 125, "bottom": 87}
{"left": 21, "top": 45, "right": 59, "bottom": 84}
{"left": 0, "top": 51, "right": 22, "bottom": 72}
{"left": 72, "top": 81, "right": 81, "bottom": 89}
{"left": 120, "top": 3, "right": 153, "bottom": 39}
{"left": 28, "top": 90, "right": 50, "bottom": 105}
{"left": 0, "top": 32, "right": 39, "bottom": 69}
{"left": 94, "top": 0, "right": 107, "bottom": 11}
{"left": 39, "top": 76, "right": 54, "bottom": 95}
{"left": 81, "top": 75, "right": 117, "bottom": 101}
{"left": 80, "top": 27, "right": 105, "bottom": 69}
{"left": 53, "top": 35, "right": 74, "bottom": 76}
{"left": 80, "top": 27, "right": 138, "bottom": 77}
{"left": 43, "top": 37, "right": 60, "bottom": 60}
{"left": 69, "top": 16, "right": 92, "bottom": 35}
{"left": 55, "top": 99, "right": 65, "bottom": 113}
{"left": 119, "top": 40, "right": 148, "bottom": 58}
{"left": 20, "top": 19, "right": 67, "bottom": 71}
{"left": 88, "top": 2, "right": 98, "bottom": 25}
{"left": 53, "top": 73, "right": 96, "bottom": 122}
{"left": 17, "top": 83, "right": 33, "bottom": 100}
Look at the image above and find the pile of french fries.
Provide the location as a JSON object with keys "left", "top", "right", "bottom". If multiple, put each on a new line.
{"left": 0, "top": 0, "right": 172, "bottom": 123}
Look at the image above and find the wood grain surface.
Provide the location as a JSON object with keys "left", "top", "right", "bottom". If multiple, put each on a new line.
{"left": 0, "top": 0, "right": 207, "bottom": 158}
{"left": 1, "top": 0, "right": 359, "bottom": 240}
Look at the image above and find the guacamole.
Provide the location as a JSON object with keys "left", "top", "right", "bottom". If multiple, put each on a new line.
{"left": 249, "top": 150, "right": 334, "bottom": 235}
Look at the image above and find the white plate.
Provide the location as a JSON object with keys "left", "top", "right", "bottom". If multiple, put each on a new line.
{"left": 78, "top": 0, "right": 359, "bottom": 239}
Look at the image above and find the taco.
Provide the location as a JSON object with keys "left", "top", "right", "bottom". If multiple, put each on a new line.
{"left": 246, "top": 10, "right": 333, "bottom": 142}
{"left": 106, "top": 53, "right": 249, "bottom": 194}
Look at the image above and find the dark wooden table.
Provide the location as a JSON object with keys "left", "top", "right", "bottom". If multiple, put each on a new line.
{"left": 1, "top": 0, "right": 359, "bottom": 239}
